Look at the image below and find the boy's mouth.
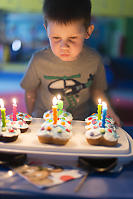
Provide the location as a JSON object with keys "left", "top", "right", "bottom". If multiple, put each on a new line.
{"left": 60, "top": 54, "right": 70, "bottom": 57}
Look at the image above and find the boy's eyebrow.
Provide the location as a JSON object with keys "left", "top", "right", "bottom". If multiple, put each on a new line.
{"left": 48, "top": 34, "right": 60, "bottom": 37}
{"left": 48, "top": 33, "right": 86, "bottom": 37}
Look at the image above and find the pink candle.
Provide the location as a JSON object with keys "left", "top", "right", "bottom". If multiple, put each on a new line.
{"left": 12, "top": 98, "right": 17, "bottom": 121}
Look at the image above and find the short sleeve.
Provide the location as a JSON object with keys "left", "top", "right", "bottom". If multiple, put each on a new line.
{"left": 20, "top": 55, "right": 40, "bottom": 91}
{"left": 91, "top": 57, "right": 108, "bottom": 91}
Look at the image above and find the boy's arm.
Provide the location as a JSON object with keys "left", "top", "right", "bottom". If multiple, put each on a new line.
{"left": 91, "top": 89, "right": 121, "bottom": 127}
{"left": 24, "top": 90, "right": 37, "bottom": 115}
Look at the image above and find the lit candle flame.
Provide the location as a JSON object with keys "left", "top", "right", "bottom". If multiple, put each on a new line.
{"left": 102, "top": 102, "right": 107, "bottom": 108}
{"left": 13, "top": 98, "right": 17, "bottom": 105}
{"left": 57, "top": 94, "right": 61, "bottom": 100}
{"left": 0, "top": 99, "right": 4, "bottom": 108}
{"left": 98, "top": 98, "right": 102, "bottom": 104}
{"left": 53, "top": 96, "right": 57, "bottom": 106}
{"left": 8, "top": 170, "right": 14, "bottom": 177}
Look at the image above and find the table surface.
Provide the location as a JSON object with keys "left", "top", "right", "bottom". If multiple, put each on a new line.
{"left": 0, "top": 126, "right": 133, "bottom": 199}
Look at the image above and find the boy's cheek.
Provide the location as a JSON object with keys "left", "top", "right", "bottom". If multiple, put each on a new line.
{"left": 51, "top": 47, "right": 59, "bottom": 57}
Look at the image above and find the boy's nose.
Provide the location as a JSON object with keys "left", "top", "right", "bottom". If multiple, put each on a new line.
{"left": 60, "top": 40, "right": 69, "bottom": 49}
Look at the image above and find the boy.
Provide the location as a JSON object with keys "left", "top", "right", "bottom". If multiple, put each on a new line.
{"left": 20, "top": 0, "right": 121, "bottom": 126}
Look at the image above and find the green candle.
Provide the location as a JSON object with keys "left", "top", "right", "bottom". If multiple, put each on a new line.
{"left": 0, "top": 99, "right": 6, "bottom": 127}
{"left": 98, "top": 98, "right": 102, "bottom": 120}
{"left": 57, "top": 94, "right": 63, "bottom": 116}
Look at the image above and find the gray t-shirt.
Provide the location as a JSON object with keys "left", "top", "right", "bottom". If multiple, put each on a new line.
{"left": 20, "top": 45, "right": 107, "bottom": 119}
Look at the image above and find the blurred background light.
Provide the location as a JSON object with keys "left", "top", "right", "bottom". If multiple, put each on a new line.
{"left": 12, "top": 40, "right": 22, "bottom": 52}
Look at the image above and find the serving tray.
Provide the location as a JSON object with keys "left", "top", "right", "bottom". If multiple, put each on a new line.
{"left": 0, "top": 119, "right": 133, "bottom": 162}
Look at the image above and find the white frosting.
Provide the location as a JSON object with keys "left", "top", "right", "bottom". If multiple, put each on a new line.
{"left": 85, "top": 123, "right": 99, "bottom": 130}
{"left": 0, "top": 126, "right": 20, "bottom": 137}
{"left": 43, "top": 110, "right": 73, "bottom": 122}
{"left": 85, "top": 113, "right": 97, "bottom": 123}
{"left": 103, "top": 129, "right": 119, "bottom": 142}
{"left": 6, "top": 112, "right": 32, "bottom": 123}
{"left": 42, "top": 118, "right": 72, "bottom": 131}
{"left": 85, "top": 113, "right": 118, "bottom": 145}
{"left": 6, "top": 120, "right": 29, "bottom": 130}
{"left": 59, "top": 111, "right": 73, "bottom": 121}
{"left": 85, "top": 122, "right": 115, "bottom": 131}
{"left": 17, "top": 112, "right": 32, "bottom": 122}
{"left": 38, "top": 124, "right": 72, "bottom": 140}
{"left": 85, "top": 113, "right": 115, "bottom": 130}
{"left": 85, "top": 113, "right": 115, "bottom": 127}
{"left": 103, "top": 131, "right": 118, "bottom": 142}
{"left": 85, "top": 129, "right": 102, "bottom": 140}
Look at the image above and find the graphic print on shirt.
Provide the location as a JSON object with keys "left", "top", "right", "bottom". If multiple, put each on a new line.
{"left": 44, "top": 74, "right": 94, "bottom": 111}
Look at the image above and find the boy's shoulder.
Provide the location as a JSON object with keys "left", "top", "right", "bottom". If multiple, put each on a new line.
{"left": 33, "top": 46, "right": 51, "bottom": 60}
{"left": 83, "top": 45, "right": 102, "bottom": 60}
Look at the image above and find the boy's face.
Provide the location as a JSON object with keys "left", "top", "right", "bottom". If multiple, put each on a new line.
{"left": 46, "top": 20, "right": 93, "bottom": 61}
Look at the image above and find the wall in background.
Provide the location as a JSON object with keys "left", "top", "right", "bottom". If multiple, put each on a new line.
{"left": 0, "top": 1, "right": 133, "bottom": 63}
{"left": 91, "top": 0, "right": 133, "bottom": 17}
{"left": 0, "top": 0, "right": 133, "bottom": 17}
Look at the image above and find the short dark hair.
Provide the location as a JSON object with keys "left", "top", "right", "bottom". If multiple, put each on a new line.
{"left": 43, "top": 0, "right": 92, "bottom": 29}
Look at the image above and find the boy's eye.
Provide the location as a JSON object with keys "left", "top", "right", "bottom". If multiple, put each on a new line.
{"left": 53, "top": 37, "right": 60, "bottom": 40}
{"left": 70, "top": 36, "right": 77, "bottom": 40}
{"left": 70, "top": 36, "right": 77, "bottom": 39}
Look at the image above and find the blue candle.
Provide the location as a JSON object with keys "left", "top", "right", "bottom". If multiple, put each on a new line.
{"left": 102, "top": 102, "right": 107, "bottom": 128}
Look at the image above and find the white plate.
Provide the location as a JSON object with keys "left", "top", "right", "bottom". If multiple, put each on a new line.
{"left": 0, "top": 119, "right": 132, "bottom": 159}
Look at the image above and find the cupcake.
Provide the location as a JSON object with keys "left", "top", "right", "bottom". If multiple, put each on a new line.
{"left": 6, "top": 112, "right": 32, "bottom": 125}
{"left": 0, "top": 126, "right": 20, "bottom": 142}
{"left": 85, "top": 113, "right": 119, "bottom": 146}
{"left": 42, "top": 118, "right": 72, "bottom": 131}
{"left": 38, "top": 123, "right": 72, "bottom": 145}
{"left": 85, "top": 129, "right": 103, "bottom": 145}
{"left": 6, "top": 120, "right": 29, "bottom": 133}
{"left": 17, "top": 112, "right": 32, "bottom": 124}
{"left": 102, "top": 129, "right": 119, "bottom": 146}
{"left": 85, "top": 127, "right": 119, "bottom": 146}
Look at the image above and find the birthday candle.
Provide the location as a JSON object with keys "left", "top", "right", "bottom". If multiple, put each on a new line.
{"left": 52, "top": 97, "right": 58, "bottom": 125}
{"left": 97, "top": 98, "right": 102, "bottom": 120}
{"left": 0, "top": 99, "right": 6, "bottom": 128}
{"left": 102, "top": 102, "right": 107, "bottom": 128}
{"left": 12, "top": 98, "right": 17, "bottom": 121}
{"left": 57, "top": 94, "right": 63, "bottom": 116}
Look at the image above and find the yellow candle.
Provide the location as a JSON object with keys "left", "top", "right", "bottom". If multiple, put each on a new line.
{"left": 98, "top": 98, "right": 102, "bottom": 120}
{"left": 52, "top": 97, "right": 58, "bottom": 125}
{"left": 0, "top": 99, "right": 6, "bottom": 127}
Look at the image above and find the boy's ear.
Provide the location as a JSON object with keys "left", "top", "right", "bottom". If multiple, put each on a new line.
{"left": 85, "top": 24, "right": 94, "bottom": 39}
{"left": 43, "top": 23, "right": 47, "bottom": 32}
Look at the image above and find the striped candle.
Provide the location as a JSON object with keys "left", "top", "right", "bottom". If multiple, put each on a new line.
{"left": 0, "top": 99, "right": 6, "bottom": 128}
{"left": 52, "top": 97, "right": 58, "bottom": 125}
{"left": 102, "top": 102, "right": 107, "bottom": 128}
